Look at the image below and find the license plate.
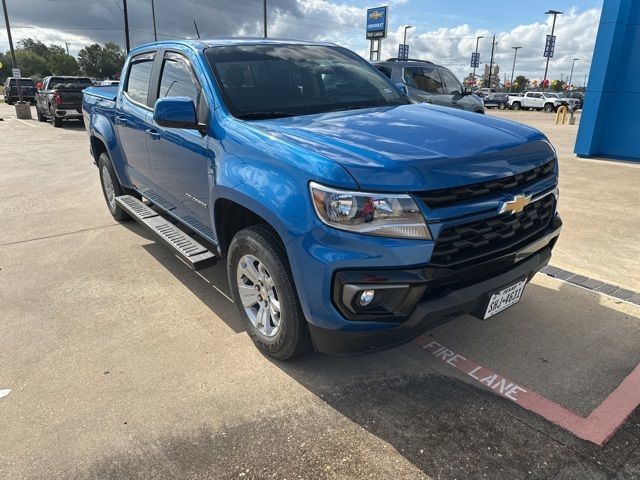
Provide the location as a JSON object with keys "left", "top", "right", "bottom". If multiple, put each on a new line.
{"left": 483, "top": 279, "right": 526, "bottom": 319}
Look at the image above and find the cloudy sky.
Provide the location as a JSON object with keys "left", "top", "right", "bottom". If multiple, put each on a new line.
{"left": 1, "top": 0, "right": 602, "bottom": 84}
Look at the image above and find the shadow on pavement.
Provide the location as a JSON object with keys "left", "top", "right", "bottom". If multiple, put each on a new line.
{"left": 119, "top": 230, "right": 640, "bottom": 478}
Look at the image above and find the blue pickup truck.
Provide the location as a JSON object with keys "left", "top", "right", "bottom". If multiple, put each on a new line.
{"left": 83, "top": 39, "right": 561, "bottom": 359}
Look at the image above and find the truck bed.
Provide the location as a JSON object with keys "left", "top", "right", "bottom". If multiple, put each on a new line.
{"left": 83, "top": 85, "right": 118, "bottom": 102}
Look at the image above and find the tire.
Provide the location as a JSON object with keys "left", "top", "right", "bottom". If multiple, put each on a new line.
{"left": 97, "top": 152, "right": 129, "bottom": 221}
{"left": 53, "top": 116, "right": 63, "bottom": 127}
{"left": 498, "top": 102, "right": 506, "bottom": 110}
{"left": 511, "top": 102, "right": 521, "bottom": 111}
{"left": 36, "top": 107, "right": 46, "bottom": 122}
{"left": 228, "top": 225, "right": 310, "bottom": 360}
{"left": 6, "top": 99, "right": 13, "bottom": 105}
{"left": 544, "top": 103, "right": 554, "bottom": 113}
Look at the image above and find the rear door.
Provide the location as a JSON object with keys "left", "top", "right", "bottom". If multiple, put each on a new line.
{"left": 116, "top": 51, "right": 157, "bottom": 188}
{"left": 145, "top": 50, "right": 213, "bottom": 233}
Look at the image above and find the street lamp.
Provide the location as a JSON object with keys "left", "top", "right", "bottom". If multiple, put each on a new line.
{"left": 403, "top": 25, "right": 413, "bottom": 47}
{"left": 510, "top": 46, "right": 522, "bottom": 92}
{"left": 542, "top": 9, "right": 562, "bottom": 90}
{"left": 472, "top": 36, "right": 483, "bottom": 82}
{"left": 568, "top": 58, "right": 579, "bottom": 89}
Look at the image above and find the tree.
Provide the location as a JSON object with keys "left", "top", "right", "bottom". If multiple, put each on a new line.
{"left": 48, "top": 53, "right": 80, "bottom": 75}
{"left": 17, "top": 38, "right": 50, "bottom": 59}
{"left": 0, "top": 52, "right": 10, "bottom": 81}
{"left": 78, "top": 42, "right": 125, "bottom": 78}
{"left": 14, "top": 50, "right": 48, "bottom": 77}
{"left": 514, "top": 75, "right": 529, "bottom": 92}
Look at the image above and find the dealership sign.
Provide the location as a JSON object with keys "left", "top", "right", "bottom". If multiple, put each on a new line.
{"left": 366, "top": 6, "right": 388, "bottom": 39}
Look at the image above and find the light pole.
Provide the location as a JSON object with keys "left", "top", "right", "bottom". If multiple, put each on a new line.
{"left": 487, "top": 35, "right": 496, "bottom": 89}
{"left": 403, "top": 25, "right": 413, "bottom": 46}
{"left": 568, "top": 58, "right": 579, "bottom": 89}
{"left": 510, "top": 46, "right": 521, "bottom": 92}
{"left": 151, "top": 0, "right": 157, "bottom": 41}
{"left": 263, "top": 0, "right": 267, "bottom": 38}
{"left": 542, "top": 9, "right": 562, "bottom": 90}
{"left": 123, "top": 0, "right": 130, "bottom": 53}
{"left": 472, "top": 35, "right": 483, "bottom": 82}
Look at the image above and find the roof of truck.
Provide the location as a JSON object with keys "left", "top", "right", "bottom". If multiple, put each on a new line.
{"left": 131, "top": 37, "right": 335, "bottom": 52}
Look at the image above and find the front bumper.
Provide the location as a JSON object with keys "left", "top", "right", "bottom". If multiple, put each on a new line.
{"left": 305, "top": 218, "right": 561, "bottom": 355}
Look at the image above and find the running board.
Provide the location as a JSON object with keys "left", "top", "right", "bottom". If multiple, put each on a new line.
{"left": 115, "top": 195, "right": 216, "bottom": 271}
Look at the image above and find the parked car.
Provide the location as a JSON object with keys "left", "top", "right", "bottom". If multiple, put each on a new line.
{"left": 566, "top": 91, "right": 584, "bottom": 109}
{"left": 100, "top": 80, "right": 120, "bottom": 86}
{"left": 35, "top": 76, "right": 93, "bottom": 126}
{"left": 4, "top": 77, "right": 37, "bottom": 104}
{"left": 373, "top": 59, "right": 485, "bottom": 113}
{"left": 475, "top": 88, "right": 496, "bottom": 98}
{"left": 552, "top": 92, "right": 581, "bottom": 110}
{"left": 483, "top": 93, "right": 514, "bottom": 110}
{"left": 509, "top": 91, "right": 567, "bottom": 112}
{"left": 83, "top": 39, "right": 561, "bottom": 360}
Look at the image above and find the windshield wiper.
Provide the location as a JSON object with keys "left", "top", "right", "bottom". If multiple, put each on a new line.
{"left": 236, "top": 111, "right": 298, "bottom": 120}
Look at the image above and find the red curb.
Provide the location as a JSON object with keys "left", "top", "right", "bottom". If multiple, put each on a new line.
{"left": 416, "top": 335, "right": 640, "bottom": 445}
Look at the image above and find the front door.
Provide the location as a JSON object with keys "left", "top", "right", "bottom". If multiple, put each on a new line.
{"left": 403, "top": 65, "right": 450, "bottom": 107}
{"left": 145, "top": 51, "right": 214, "bottom": 238}
{"left": 116, "top": 52, "right": 156, "bottom": 189}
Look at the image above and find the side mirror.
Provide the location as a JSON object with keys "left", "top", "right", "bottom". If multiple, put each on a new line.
{"left": 395, "top": 82, "right": 409, "bottom": 95}
{"left": 463, "top": 87, "right": 473, "bottom": 95}
{"left": 153, "top": 96, "right": 200, "bottom": 130}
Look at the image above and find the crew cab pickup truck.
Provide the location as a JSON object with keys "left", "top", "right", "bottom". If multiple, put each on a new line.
{"left": 509, "top": 91, "right": 569, "bottom": 112}
{"left": 83, "top": 39, "right": 561, "bottom": 359}
{"left": 36, "top": 76, "right": 93, "bottom": 126}
{"left": 3, "top": 77, "right": 37, "bottom": 104}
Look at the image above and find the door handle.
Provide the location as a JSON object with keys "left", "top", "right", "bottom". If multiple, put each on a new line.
{"left": 145, "top": 128, "right": 161, "bottom": 140}
{"left": 115, "top": 115, "right": 127, "bottom": 126}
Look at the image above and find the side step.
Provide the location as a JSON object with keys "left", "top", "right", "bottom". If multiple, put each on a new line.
{"left": 115, "top": 195, "right": 216, "bottom": 271}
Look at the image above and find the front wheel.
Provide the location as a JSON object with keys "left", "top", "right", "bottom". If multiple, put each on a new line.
{"left": 228, "top": 225, "right": 310, "bottom": 360}
{"left": 98, "top": 152, "right": 129, "bottom": 221}
{"left": 544, "top": 103, "right": 554, "bottom": 113}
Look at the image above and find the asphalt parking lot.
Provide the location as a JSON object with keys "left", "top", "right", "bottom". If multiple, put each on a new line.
{"left": 1, "top": 104, "right": 639, "bottom": 479}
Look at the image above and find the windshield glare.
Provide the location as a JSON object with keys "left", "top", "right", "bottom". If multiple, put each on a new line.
{"left": 205, "top": 44, "right": 407, "bottom": 119}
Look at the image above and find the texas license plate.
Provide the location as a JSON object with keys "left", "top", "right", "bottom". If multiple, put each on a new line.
{"left": 483, "top": 278, "right": 527, "bottom": 319}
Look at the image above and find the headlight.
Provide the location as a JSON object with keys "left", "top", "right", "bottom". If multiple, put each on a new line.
{"left": 309, "top": 182, "right": 431, "bottom": 240}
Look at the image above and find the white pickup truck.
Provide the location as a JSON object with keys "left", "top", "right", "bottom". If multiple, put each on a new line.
{"left": 509, "top": 91, "right": 571, "bottom": 113}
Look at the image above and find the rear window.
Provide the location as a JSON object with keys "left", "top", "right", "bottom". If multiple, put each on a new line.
{"left": 8, "top": 78, "right": 35, "bottom": 86}
{"left": 125, "top": 57, "right": 154, "bottom": 106}
{"left": 49, "top": 77, "right": 92, "bottom": 89}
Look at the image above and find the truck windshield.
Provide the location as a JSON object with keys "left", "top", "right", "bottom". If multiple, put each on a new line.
{"left": 205, "top": 44, "right": 407, "bottom": 119}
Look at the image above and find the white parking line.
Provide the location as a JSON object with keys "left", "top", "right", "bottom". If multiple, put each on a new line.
{"left": 10, "top": 116, "right": 37, "bottom": 127}
{"left": 0, "top": 389, "right": 11, "bottom": 399}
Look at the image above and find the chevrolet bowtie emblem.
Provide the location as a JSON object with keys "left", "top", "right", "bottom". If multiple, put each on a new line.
{"left": 369, "top": 10, "right": 384, "bottom": 20}
{"left": 499, "top": 194, "right": 532, "bottom": 215}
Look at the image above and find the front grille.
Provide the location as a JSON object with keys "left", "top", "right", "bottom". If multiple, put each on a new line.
{"left": 431, "top": 193, "right": 555, "bottom": 267}
{"left": 419, "top": 160, "right": 555, "bottom": 209}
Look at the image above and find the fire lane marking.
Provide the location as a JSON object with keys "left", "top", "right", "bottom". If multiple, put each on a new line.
{"left": 416, "top": 335, "right": 640, "bottom": 445}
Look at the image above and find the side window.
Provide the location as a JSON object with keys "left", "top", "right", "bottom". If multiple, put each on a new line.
{"left": 125, "top": 55, "right": 155, "bottom": 106}
{"left": 440, "top": 69, "right": 462, "bottom": 95}
{"left": 158, "top": 55, "right": 200, "bottom": 105}
{"left": 375, "top": 66, "right": 393, "bottom": 79}
{"left": 403, "top": 66, "right": 443, "bottom": 94}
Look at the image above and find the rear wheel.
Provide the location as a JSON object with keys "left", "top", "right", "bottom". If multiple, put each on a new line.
{"left": 511, "top": 102, "right": 521, "bottom": 111}
{"left": 36, "top": 107, "right": 46, "bottom": 122}
{"left": 228, "top": 225, "right": 310, "bottom": 360}
{"left": 498, "top": 102, "right": 507, "bottom": 110}
{"left": 98, "top": 152, "right": 129, "bottom": 221}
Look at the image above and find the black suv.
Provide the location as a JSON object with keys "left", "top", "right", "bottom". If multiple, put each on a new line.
{"left": 4, "top": 77, "right": 37, "bottom": 104}
{"left": 374, "top": 59, "right": 485, "bottom": 113}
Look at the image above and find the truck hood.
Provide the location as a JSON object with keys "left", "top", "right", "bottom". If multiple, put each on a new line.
{"left": 250, "top": 104, "right": 555, "bottom": 192}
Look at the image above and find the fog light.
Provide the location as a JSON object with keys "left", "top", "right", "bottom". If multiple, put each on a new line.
{"left": 359, "top": 289, "right": 375, "bottom": 306}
